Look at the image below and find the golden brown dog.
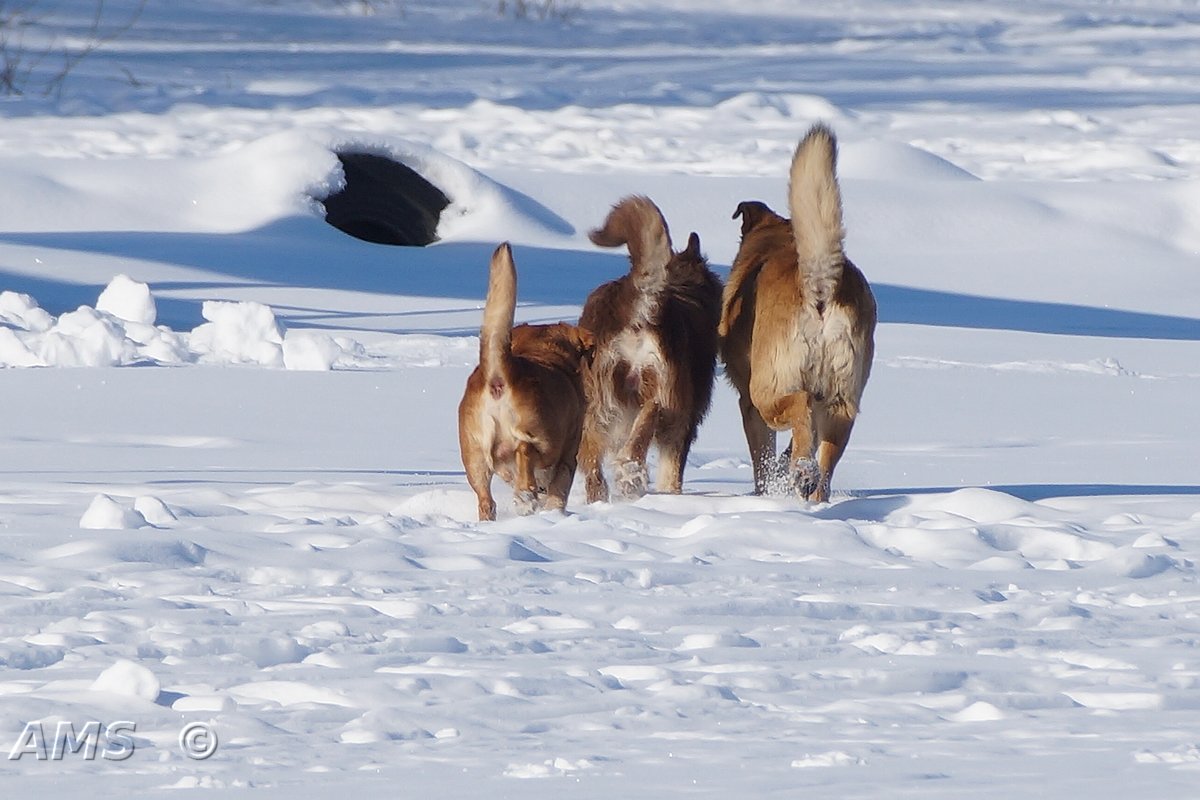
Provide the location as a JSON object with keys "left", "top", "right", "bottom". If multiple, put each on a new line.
{"left": 578, "top": 196, "right": 722, "bottom": 503}
{"left": 458, "top": 243, "right": 594, "bottom": 521}
{"left": 720, "top": 123, "right": 877, "bottom": 502}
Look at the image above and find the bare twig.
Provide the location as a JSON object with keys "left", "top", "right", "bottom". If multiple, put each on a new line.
{"left": 44, "top": 0, "right": 147, "bottom": 98}
{"left": 0, "top": 0, "right": 146, "bottom": 97}
{"left": 497, "top": 0, "right": 581, "bottom": 23}
{"left": 117, "top": 63, "right": 140, "bottom": 87}
{"left": 0, "top": 0, "right": 39, "bottom": 95}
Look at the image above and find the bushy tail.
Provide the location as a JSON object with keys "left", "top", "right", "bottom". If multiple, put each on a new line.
{"left": 788, "top": 123, "right": 846, "bottom": 309}
{"left": 589, "top": 195, "right": 673, "bottom": 324}
{"left": 480, "top": 242, "right": 517, "bottom": 397}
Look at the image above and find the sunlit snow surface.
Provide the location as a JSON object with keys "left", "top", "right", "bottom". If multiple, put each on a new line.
{"left": 0, "top": 1, "right": 1199, "bottom": 797}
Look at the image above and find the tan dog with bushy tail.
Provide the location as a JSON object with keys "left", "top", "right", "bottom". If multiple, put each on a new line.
{"left": 720, "top": 123, "right": 876, "bottom": 502}
{"left": 458, "top": 243, "right": 594, "bottom": 521}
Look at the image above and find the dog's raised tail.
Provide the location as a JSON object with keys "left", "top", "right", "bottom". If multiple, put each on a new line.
{"left": 589, "top": 195, "right": 672, "bottom": 316}
{"left": 480, "top": 242, "right": 517, "bottom": 398}
{"left": 788, "top": 123, "right": 847, "bottom": 310}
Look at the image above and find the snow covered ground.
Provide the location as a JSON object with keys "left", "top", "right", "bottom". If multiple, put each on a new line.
{"left": 1, "top": 0, "right": 1199, "bottom": 796}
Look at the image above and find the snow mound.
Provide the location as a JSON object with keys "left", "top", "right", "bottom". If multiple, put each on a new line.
{"left": 714, "top": 92, "right": 845, "bottom": 122}
{"left": 96, "top": 274, "right": 157, "bottom": 326}
{"left": 903, "top": 488, "right": 1047, "bottom": 525}
{"left": 1135, "top": 744, "right": 1200, "bottom": 765}
{"left": 1, "top": 277, "right": 188, "bottom": 368}
{"left": 0, "top": 276, "right": 456, "bottom": 371}
{"left": 282, "top": 332, "right": 342, "bottom": 371}
{"left": 791, "top": 750, "right": 866, "bottom": 768}
{"left": 134, "top": 496, "right": 178, "bottom": 526}
{"left": 841, "top": 139, "right": 979, "bottom": 182}
{"left": 80, "top": 494, "right": 150, "bottom": 530}
{"left": 0, "top": 328, "right": 43, "bottom": 367}
{"left": 173, "top": 694, "right": 237, "bottom": 713}
{"left": 504, "top": 758, "right": 595, "bottom": 779}
{"left": 0, "top": 130, "right": 337, "bottom": 234}
{"left": 90, "top": 659, "right": 161, "bottom": 702}
{"left": 190, "top": 301, "right": 285, "bottom": 367}
{"left": 0, "top": 129, "right": 572, "bottom": 245}
{"left": 947, "top": 701, "right": 1007, "bottom": 722}
{"left": 0, "top": 291, "right": 54, "bottom": 332}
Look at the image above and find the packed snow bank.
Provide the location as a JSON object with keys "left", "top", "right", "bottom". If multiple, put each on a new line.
{"left": 0, "top": 131, "right": 338, "bottom": 235}
{"left": 0, "top": 281, "right": 188, "bottom": 368}
{"left": 0, "top": 276, "right": 474, "bottom": 370}
{"left": 0, "top": 130, "right": 572, "bottom": 245}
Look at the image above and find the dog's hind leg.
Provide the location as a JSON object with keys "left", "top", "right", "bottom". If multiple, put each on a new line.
{"left": 464, "top": 452, "right": 497, "bottom": 522}
{"left": 513, "top": 441, "right": 542, "bottom": 516}
{"left": 580, "top": 420, "right": 610, "bottom": 504}
{"left": 766, "top": 391, "right": 822, "bottom": 502}
{"left": 653, "top": 416, "right": 693, "bottom": 494}
{"left": 812, "top": 407, "right": 855, "bottom": 503}
{"left": 738, "top": 393, "right": 777, "bottom": 494}
{"left": 544, "top": 456, "right": 576, "bottom": 512}
{"left": 655, "top": 446, "right": 684, "bottom": 494}
{"left": 615, "top": 401, "right": 659, "bottom": 500}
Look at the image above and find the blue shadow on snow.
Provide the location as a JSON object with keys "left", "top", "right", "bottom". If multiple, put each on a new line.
{"left": 2, "top": 220, "right": 1199, "bottom": 340}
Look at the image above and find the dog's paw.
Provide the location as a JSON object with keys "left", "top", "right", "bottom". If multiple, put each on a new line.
{"left": 613, "top": 459, "right": 649, "bottom": 501}
{"left": 756, "top": 451, "right": 791, "bottom": 496}
{"left": 584, "top": 470, "right": 610, "bottom": 504}
{"left": 513, "top": 489, "right": 541, "bottom": 516}
{"left": 790, "top": 458, "right": 823, "bottom": 501}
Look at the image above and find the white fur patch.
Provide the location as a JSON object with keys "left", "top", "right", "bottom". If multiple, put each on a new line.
{"left": 615, "top": 329, "right": 665, "bottom": 374}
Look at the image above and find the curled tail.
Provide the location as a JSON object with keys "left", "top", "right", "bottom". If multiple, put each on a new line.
{"left": 589, "top": 195, "right": 673, "bottom": 324}
{"left": 480, "top": 242, "right": 517, "bottom": 398}
{"left": 788, "top": 123, "right": 846, "bottom": 310}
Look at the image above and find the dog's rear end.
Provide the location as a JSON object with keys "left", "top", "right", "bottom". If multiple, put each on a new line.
{"left": 458, "top": 243, "right": 593, "bottom": 520}
{"left": 720, "top": 124, "right": 876, "bottom": 501}
{"left": 580, "top": 196, "right": 722, "bottom": 502}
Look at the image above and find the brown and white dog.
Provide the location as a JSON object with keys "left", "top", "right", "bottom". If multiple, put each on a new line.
{"left": 720, "top": 123, "right": 876, "bottom": 502}
{"left": 578, "top": 196, "right": 722, "bottom": 503}
{"left": 458, "top": 243, "right": 594, "bottom": 521}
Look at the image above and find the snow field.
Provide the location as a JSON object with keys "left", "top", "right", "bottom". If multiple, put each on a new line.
{"left": 1, "top": 479, "right": 1199, "bottom": 795}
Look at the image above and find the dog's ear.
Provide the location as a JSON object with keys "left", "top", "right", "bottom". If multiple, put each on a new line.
{"left": 576, "top": 326, "right": 595, "bottom": 352}
{"left": 574, "top": 326, "right": 597, "bottom": 363}
{"left": 732, "top": 200, "right": 776, "bottom": 236}
{"left": 681, "top": 231, "right": 701, "bottom": 259}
